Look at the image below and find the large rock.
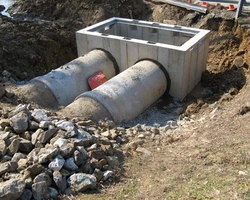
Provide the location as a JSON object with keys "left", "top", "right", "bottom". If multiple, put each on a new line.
{"left": 18, "top": 138, "right": 33, "bottom": 152}
{"left": 31, "top": 109, "right": 49, "bottom": 122}
{"left": 37, "top": 127, "right": 57, "bottom": 143}
{"left": 7, "top": 138, "right": 20, "bottom": 156}
{"left": 9, "top": 111, "right": 29, "bottom": 134}
{"left": 32, "top": 181, "right": 49, "bottom": 200}
{"left": 76, "top": 129, "right": 93, "bottom": 146}
{"left": 60, "top": 143, "right": 75, "bottom": 158}
{"left": 63, "top": 157, "right": 78, "bottom": 171}
{"left": 53, "top": 138, "right": 68, "bottom": 147}
{"left": 67, "top": 173, "right": 97, "bottom": 192}
{"left": 37, "top": 145, "right": 59, "bottom": 164}
{"left": 0, "top": 179, "right": 25, "bottom": 200}
{"left": 53, "top": 171, "right": 67, "bottom": 193}
{"left": 24, "top": 163, "right": 45, "bottom": 177}
{"left": 74, "top": 150, "right": 87, "bottom": 166}
{"left": 55, "top": 120, "right": 75, "bottom": 132}
{"left": 31, "top": 129, "right": 43, "bottom": 145}
{"left": 33, "top": 173, "right": 52, "bottom": 186}
{"left": 48, "top": 155, "right": 65, "bottom": 171}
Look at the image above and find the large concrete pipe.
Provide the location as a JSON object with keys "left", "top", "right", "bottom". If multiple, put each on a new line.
{"left": 16, "top": 49, "right": 119, "bottom": 108}
{"left": 60, "top": 59, "right": 170, "bottom": 123}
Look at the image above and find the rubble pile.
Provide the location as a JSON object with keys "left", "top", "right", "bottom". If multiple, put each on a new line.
{"left": 0, "top": 104, "right": 129, "bottom": 200}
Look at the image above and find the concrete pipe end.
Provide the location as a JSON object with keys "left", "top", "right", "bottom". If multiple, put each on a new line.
{"left": 15, "top": 80, "right": 59, "bottom": 109}
{"left": 59, "top": 96, "right": 113, "bottom": 122}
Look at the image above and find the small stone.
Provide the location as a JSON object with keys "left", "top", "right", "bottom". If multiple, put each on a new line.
{"left": 55, "top": 120, "right": 75, "bottom": 132}
{"left": 101, "top": 144, "right": 113, "bottom": 156}
{"left": 37, "top": 127, "right": 57, "bottom": 143}
{"left": 103, "top": 170, "right": 114, "bottom": 181}
{"left": 18, "top": 138, "right": 33, "bottom": 152}
{"left": 76, "top": 120, "right": 94, "bottom": 126}
{"left": 67, "top": 173, "right": 97, "bottom": 192}
{"left": 19, "top": 189, "right": 32, "bottom": 200}
{"left": 239, "top": 171, "right": 248, "bottom": 176}
{"left": 60, "top": 143, "right": 75, "bottom": 158}
{"left": 74, "top": 150, "right": 87, "bottom": 166}
{"left": 106, "top": 156, "right": 119, "bottom": 168}
{"left": 34, "top": 173, "right": 52, "bottom": 186}
{"left": 101, "top": 130, "right": 111, "bottom": 138}
{"left": 87, "top": 143, "right": 97, "bottom": 151}
{"left": 75, "top": 129, "right": 93, "bottom": 146}
{"left": 27, "top": 147, "right": 40, "bottom": 163}
{"left": 53, "top": 138, "right": 68, "bottom": 147}
{"left": 11, "top": 152, "right": 26, "bottom": 162}
{"left": 7, "top": 138, "right": 20, "bottom": 156}
{"left": 9, "top": 161, "right": 18, "bottom": 172}
{"left": 20, "top": 131, "right": 31, "bottom": 140}
{"left": 138, "top": 133, "right": 145, "bottom": 139}
{"left": 31, "top": 129, "right": 43, "bottom": 145}
{"left": 31, "top": 109, "right": 49, "bottom": 122}
{"left": 0, "top": 179, "right": 25, "bottom": 200}
{"left": 90, "top": 158, "right": 102, "bottom": 169}
{"left": 63, "top": 157, "right": 78, "bottom": 171}
{"left": 37, "top": 145, "right": 59, "bottom": 164}
{"left": 8, "top": 104, "right": 28, "bottom": 118}
{"left": 39, "top": 121, "right": 54, "bottom": 129}
{"left": 32, "top": 181, "right": 49, "bottom": 200}
{"left": 0, "top": 118, "right": 10, "bottom": 128}
{"left": 75, "top": 146, "right": 88, "bottom": 159}
{"left": 24, "top": 163, "right": 45, "bottom": 177}
{"left": 0, "top": 139, "right": 7, "bottom": 156}
{"left": 89, "top": 149, "right": 106, "bottom": 159}
{"left": 82, "top": 163, "right": 93, "bottom": 174}
{"left": 17, "top": 158, "right": 28, "bottom": 171}
{"left": 48, "top": 155, "right": 65, "bottom": 171}
{"left": 0, "top": 162, "right": 10, "bottom": 176}
{"left": 28, "top": 120, "right": 39, "bottom": 130}
{"left": 99, "top": 158, "right": 107, "bottom": 166}
{"left": 9, "top": 111, "right": 29, "bottom": 134}
{"left": 0, "top": 131, "right": 10, "bottom": 141}
{"left": 102, "top": 164, "right": 112, "bottom": 171}
{"left": 53, "top": 171, "right": 67, "bottom": 193}
{"left": 93, "top": 168, "right": 104, "bottom": 182}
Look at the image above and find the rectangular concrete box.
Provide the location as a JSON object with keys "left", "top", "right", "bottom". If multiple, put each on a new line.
{"left": 76, "top": 17, "right": 210, "bottom": 100}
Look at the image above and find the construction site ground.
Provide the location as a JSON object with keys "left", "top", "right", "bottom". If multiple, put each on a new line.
{"left": 1, "top": 0, "right": 250, "bottom": 199}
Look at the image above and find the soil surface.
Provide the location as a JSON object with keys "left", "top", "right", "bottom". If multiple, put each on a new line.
{"left": 1, "top": 0, "right": 250, "bottom": 199}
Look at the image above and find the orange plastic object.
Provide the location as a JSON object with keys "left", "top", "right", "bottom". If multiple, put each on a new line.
{"left": 88, "top": 71, "right": 107, "bottom": 90}
{"left": 227, "top": 4, "right": 236, "bottom": 11}
{"left": 201, "top": 1, "right": 208, "bottom": 7}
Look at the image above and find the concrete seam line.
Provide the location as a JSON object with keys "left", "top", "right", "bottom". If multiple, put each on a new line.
{"left": 134, "top": 58, "right": 171, "bottom": 95}
{"left": 91, "top": 48, "right": 120, "bottom": 75}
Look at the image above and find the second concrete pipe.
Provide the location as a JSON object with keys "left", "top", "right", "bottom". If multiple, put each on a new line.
{"left": 16, "top": 49, "right": 118, "bottom": 108}
{"left": 61, "top": 60, "right": 169, "bottom": 123}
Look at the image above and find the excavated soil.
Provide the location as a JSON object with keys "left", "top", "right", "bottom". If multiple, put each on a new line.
{"left": 1, "top": 0, "right": 250, "bottom": 199}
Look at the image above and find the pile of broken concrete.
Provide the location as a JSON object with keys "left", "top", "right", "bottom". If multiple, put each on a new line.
{"left": 0, "top": 104, "right": 128, "bottom": 200}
